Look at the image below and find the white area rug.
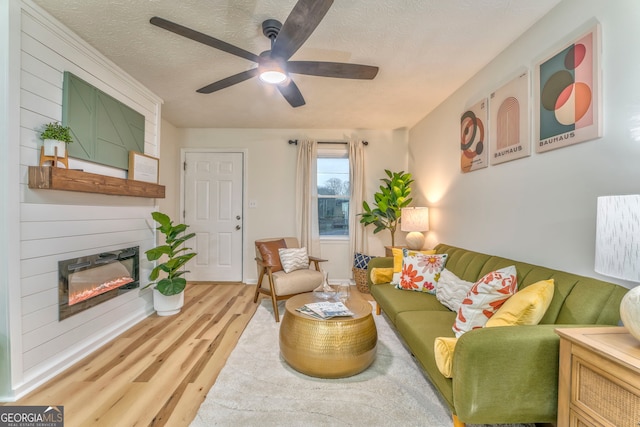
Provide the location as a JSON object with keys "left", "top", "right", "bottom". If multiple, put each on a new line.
{"left": 191, "top": 299, "right": 534, "bottom": 427}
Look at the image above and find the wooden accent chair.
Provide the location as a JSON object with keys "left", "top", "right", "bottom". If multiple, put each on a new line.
{"left": 254, "top": 237, "right": 326, "bottom": 321}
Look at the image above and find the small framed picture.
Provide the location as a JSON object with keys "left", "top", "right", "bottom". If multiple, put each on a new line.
{"left": 128, "top": 151, "right": 159, "bottom": 184}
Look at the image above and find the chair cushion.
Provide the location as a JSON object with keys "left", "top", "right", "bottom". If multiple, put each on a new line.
{"left": 278, "top": 247, "right": 309, "bottom": 273}
{"left": 262, "top": 268, "right": 323, "bottom": 296}
{"left": 256, "top": 239, "right": 287, "bottom": 272}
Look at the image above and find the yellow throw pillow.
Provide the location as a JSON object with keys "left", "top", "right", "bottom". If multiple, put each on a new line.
{"left": 434, "top": 337, "right": 458, "bottom": 378}
{"left": 370, "top": 267, "right": 394, "bottom": 284}
{"left": 485, "top": 279, "right": 555, "bottom": 327}
{"left": 391, "top": 248, "right": 404, "bottom": 273}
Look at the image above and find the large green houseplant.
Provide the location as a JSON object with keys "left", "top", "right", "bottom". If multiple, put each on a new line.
{"left": 359, "top": 169, "right": 413, "bottom": 246}
{"left": 144, "top": 212, "right": 197, "bottom": 315}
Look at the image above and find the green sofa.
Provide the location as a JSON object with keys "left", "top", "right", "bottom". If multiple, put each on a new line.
{"left": 368, "top": 243, "right": 628, "bottom": 426}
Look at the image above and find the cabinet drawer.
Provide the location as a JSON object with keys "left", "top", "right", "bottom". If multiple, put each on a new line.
{"left": 572, "top": 349, "right": 640, "bottom": 427}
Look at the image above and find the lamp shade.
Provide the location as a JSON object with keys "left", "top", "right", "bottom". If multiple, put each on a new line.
{"left": 595, "top": 195, "right": 640, "bottom": 342}
{"left": 595, "top": 195, "right": 640, "bottom": 282}
{"left": 401, "top": 207, "right": 429, "bottom": 232}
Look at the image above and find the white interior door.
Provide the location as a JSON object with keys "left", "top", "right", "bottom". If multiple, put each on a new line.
{"left": 184, "top": 151, "right": 243, "bottom": 281}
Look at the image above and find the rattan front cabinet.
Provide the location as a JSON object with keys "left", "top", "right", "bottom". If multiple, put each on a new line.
{"left": 556, "top": 327, "right": 640, "bottom": 427}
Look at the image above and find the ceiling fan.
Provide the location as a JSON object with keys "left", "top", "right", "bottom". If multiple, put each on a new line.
{"left": 150, "top": 0, "right": 379, "bottom": 107}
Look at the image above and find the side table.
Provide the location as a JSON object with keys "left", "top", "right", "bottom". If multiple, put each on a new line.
{"left": 279, "top": 292, "right": 377, "bottom": 378}
{"left": 555, "top": 326, "right": 640, "bottom": 426}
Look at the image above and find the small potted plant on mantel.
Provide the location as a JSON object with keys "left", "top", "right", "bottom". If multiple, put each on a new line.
{"left": 40, "top": 122, "right": 73, "bottom": 157}
{"left": 144, "top": 211, "right": 197, "bottom": 316}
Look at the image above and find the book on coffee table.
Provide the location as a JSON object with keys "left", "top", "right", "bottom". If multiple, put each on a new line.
{"left": 297, "top": 301, "right": 354, "bottom": 319}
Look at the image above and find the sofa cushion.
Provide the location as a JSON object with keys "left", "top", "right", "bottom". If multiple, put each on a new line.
{"left": 434, "top": 337, "right": 457, "bottom": 378}
{"left": 395, "top": 310, "right": 457, "bottom": 410}
{"left": 370, "top": 283, "right": 450, "bottom": 324}
{"left": 436, "top": 268, "right": 475, "bottom": 312}
{"left": 395, "top": 250, "right": 447, "bottom": 294}
{"left": 390, "top": 248, "right": 436, "bottom": 285}
{"left": 486, "top": 279, "right": 555, "bottom": 327}
{"left": 452, "top": 265, "right": 518, "bottom": 338}
{"left": 371, "top": 267, "right": 394, "bottom": 284}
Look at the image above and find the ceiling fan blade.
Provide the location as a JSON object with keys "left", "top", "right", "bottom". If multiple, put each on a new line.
{"left": 150, "top": 17, "right": 260, "bottom": 63}
{"left": 271, "top": 0, "right": 333, "bottom": 60}
{"left": 287, "top": 61, "right": 379, "bottom": 79}
{"left": 196, "top": 68, "right": 259, "bottom": 94}
{"left": 277, "top": 79, "right": 306, "bottom": 107}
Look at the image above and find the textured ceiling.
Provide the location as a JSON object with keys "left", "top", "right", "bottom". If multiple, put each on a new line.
{"left": 32, "top": 0, "right": 561, "bottom": 129}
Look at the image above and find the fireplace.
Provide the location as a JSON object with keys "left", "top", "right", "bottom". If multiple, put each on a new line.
{"left": 58, "top": 246, "right": 140, "bottom": 320}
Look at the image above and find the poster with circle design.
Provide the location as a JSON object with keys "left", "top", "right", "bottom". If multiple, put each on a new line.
{"left": 489, "top": 70, "right": 531, "bottom": 165}
{"left": 535, "top": 23, "right": 602, "bottom": 153}
{"left": 460, "top": 98, "right": 488, "bottom": 173}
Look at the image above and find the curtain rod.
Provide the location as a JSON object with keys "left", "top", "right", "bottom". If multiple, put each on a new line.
{"left": 288, "top": 139, "right": 368, "bottom": 146}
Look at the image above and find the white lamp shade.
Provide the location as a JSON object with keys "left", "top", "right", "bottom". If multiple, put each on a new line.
{"left": 401, "top": 207, "right": 429, "bottom": 232}
{"left": 594, "top": 195, "right": 640, "bottom": 282}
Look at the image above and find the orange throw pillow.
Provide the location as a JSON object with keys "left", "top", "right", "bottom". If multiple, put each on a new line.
{"left": 256, "top": 239, "right": 287, "bottom": 272}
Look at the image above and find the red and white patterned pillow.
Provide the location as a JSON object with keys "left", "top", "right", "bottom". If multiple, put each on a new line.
{"left": 452, "top": 265, "right": 518, "bottom": 338}
{"left": 395, "top": 250, "right": 448, "bottom": 293}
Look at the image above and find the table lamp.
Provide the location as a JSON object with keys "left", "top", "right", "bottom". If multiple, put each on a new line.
{"left": 401, "top": 207, "right": 429, "bottom": 250}
{"left": 595, "top": 195, "right": 640, "bottom": 340}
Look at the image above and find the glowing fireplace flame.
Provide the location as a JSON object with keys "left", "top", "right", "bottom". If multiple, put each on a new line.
{"left": 68, "top": 276, "right": 134, "bottom": 306}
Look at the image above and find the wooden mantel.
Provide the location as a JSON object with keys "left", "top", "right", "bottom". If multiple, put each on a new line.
{"left": 28, "top": 166, "right": 165, "bottom": 198}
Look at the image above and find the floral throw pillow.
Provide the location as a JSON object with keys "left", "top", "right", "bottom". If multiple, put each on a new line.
{"left": 395, "top": 249, "right": 448, "bottom": 293}
{"left": 452, "top": 265, "right": 518, "bottom": 338}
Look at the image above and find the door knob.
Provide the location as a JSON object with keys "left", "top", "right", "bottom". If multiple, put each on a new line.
{"left": 236, "top": 215, "right": 241, "bottom": 220}
{"left": 235, "top": 225, "right": 241, "bottom": 230}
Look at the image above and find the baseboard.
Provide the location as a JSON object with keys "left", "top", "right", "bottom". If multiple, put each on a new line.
{"left": 8, "top": 306, "right": 154, "bottom": 401}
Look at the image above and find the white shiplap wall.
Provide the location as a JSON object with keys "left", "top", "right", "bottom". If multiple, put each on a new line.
{"left": 13, "top": 0, "right": 164, "bottom": 397}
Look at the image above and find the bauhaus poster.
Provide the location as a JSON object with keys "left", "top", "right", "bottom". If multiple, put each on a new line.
{"left": 535, "top": 24, "right": 601, "bottom": 153}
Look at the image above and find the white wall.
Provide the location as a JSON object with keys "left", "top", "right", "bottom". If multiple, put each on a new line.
{"left": 163, "top": 128, "right": 408, "bottom": 283}
{"left": 4, "top": 0, "right": 165, "bottom": 399}
{"left": 0, "top": 0, "right": 20, "bottom": 399}
{"left": 409, "top": 0, "right": 640, "bottom": 287}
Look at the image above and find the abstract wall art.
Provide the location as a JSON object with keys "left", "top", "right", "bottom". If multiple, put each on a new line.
{"left": 489, "top": 70, "right": 530, "bottom": 165}
{"left": 534, "top": 24, "right": 602, "bottom": 153}
{"left": 460, "top": 98, "right": 488, "bottom": 173}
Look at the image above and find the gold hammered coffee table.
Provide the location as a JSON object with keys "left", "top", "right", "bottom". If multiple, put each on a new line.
{"left": 279, "top": 292, "right": 378, "bottom": 378}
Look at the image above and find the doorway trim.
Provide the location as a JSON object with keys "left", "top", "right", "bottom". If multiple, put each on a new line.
{"left": 180, "top": 148, "right": 248, "bottom": 283}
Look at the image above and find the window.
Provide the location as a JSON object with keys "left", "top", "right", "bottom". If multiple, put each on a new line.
{"left": 317, "top": 149, "right": 349, "bottom": 236}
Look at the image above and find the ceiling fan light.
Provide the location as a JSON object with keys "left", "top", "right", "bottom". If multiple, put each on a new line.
{"left": 259, "top": 70, "right": 288, "bottom": 84}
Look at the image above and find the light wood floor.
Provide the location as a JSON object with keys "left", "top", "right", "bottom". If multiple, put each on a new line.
{"left": 6, "top": 283, "right": 259, "bottom": 427}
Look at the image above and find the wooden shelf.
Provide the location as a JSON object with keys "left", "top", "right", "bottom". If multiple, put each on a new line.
{"left": 28, "top": 166, "right": 165, "bottom": 198}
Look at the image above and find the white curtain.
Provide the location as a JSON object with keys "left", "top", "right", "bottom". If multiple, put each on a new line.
{"left": 295, "top": 140, "right": 320, "bottom": 256}
{"left": 348, "top": 140, "right": 366, "bottom": 258}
